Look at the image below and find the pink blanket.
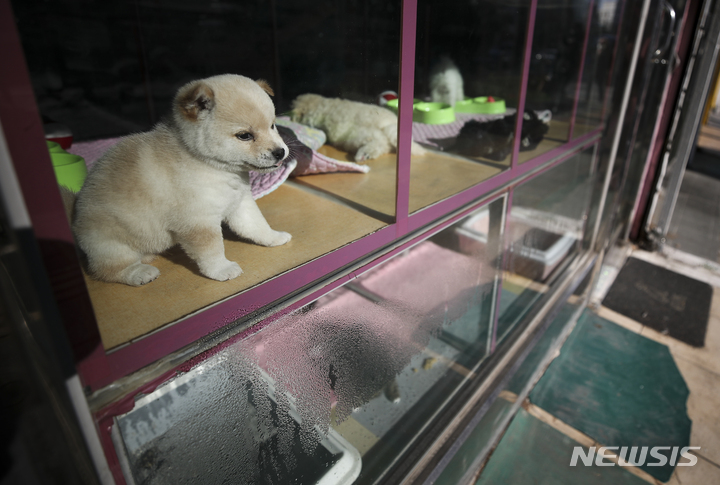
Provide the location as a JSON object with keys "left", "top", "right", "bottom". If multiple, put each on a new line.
{"left": 66, "top": 117, "right": 369, "bottom": 200}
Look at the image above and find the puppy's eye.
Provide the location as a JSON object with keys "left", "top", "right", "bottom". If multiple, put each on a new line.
{"left": 272, "top": 123, "right": 276, "bottom": 130}
{"left": 235, "top": 132, "right": 254, "bottom": 141}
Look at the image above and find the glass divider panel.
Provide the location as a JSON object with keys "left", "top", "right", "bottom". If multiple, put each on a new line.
{"left": 10, "top": 0, "right": 405, "bottom": 349}
{"left": 573, "top": 0, "right": 624, "bottom": 138}
{"left": 520, "top": 0, "right": 595, "bottom": 163}
{"left": 497, "top": 147, "right": 597, "bottom": 343}
{"left": 409, "top": 0, "right": 531, "bottom": 213}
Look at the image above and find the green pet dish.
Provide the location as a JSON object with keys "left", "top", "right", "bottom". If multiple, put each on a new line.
{"left": 50, "top": 151, "right": 88, "bottom": 193}
{"left": 47, "top": 140, "right": 64, "bottom": 152}
{"left": 413, "top": 102, "right": 455, "bottom": 124}
{"left": 454, "top": 97, "right": 506, "bottom": 114}
{"left": 385, "top": 98, "right": 422, "bottom": 114}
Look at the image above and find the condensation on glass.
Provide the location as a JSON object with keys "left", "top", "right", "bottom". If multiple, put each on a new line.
{"left": 112, "top": 197, "right": 505, "bottom": 484}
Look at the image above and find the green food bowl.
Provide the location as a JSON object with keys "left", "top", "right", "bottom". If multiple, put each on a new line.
{"left": 413, "top": 102, "right": 455, "bottom": 124}
{"left": 47, "top": 140, "right": 65, "bottom": 153}
{"left": 50, "top": 151, "right": 87, "bottom": 193}
{"left": 454, "top": 96, "right": 507, "bottom": 114}
{"left": 385, "top": 98, "right": 422, "bottom": 114}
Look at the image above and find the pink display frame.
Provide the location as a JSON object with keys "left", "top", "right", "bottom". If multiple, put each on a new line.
{"left": 0, "top": 0, "right": 606, "bottom": 394}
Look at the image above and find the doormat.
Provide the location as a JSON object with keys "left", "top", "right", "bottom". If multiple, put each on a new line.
{"left": 529, "top": 311, "right": 691, "bottom": 482}
{"left": 476, "top": 409, "right": 650, "bottom": 485}
{"left": 602, "top": 257, "right": 711, "bottom": 347}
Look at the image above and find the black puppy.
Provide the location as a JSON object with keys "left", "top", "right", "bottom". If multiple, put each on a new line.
{"left": 453, "top": 110, "right": 549, "bottom": 161}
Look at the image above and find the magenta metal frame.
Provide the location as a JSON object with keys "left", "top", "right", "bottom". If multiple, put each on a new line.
{"left": 83, "top": 0, "right": 596, "bottom": 390}
{"left": 395, "top": 0, "right": 418, "bottom": 236}
{"left": 3, "top": 0, "right": 609, "bottom": 399}
{"left": 0, "top": 0, "right": 622, "bottom": 480}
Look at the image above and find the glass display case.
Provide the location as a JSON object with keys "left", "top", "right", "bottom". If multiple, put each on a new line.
{"left": 0, "top": 0, "right": 635, "bottom": 483}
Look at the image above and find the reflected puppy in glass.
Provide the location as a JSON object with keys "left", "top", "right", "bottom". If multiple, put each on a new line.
{"left": 67, "top": 74, "right": 291, "bottom": 286}
{"left": 291, "top": 94, "right": 426, "bottom": 162}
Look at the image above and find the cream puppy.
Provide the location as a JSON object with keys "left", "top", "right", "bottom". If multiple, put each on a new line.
{"left": 70, "top": 74, "right": 291, "bottom": 286}
{"left": 429, "top": 57, "right": 465, "bottom": 106}
{"left": 291, "top": 94, "right": 426, "bottom": 162}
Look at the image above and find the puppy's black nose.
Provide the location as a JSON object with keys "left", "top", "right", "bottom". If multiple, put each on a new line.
{"left": 272, "top": 148, "right": 286, "bottom": 161}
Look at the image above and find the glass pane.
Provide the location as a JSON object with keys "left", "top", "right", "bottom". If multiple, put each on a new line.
{"left": 433, "top": 271, "right": 591, "bottom": 483}
{"left": 112, "top": 197, "right": 505, "bottom": 484}
{"left": 410, "top": 1, "right": 530, "bottom": 212}
{"left": 12, "top": 0, "right": 403, "bottom": 349}
{"left": 573, "top": 0, "right": 623, "bottom": 137}
{"left": 496, "top": 147, "right": 597, "bottom": 343}
{"left": 521, "top": 1, "right": 592, "bottom": 162}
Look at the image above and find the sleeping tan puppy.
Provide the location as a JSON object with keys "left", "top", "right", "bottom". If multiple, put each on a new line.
{"left": 69, "top": 74, "right": 291, "bottom": 286}
{"left": 291, "top": 94, "right": 426, "bottom": 162}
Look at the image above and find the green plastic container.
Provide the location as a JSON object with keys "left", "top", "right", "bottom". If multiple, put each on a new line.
{"left": 454, "top": 96, "right": 507, "bottom": 114}
{"left": 385, "top": 98, "right": 422, "bottom": 114}
{"left": 47, "top": 140, "right": 65, "bottom": 153}
{"left": 48, "top": 142, "right": 87, "bottom": 192}
{"left": 412, "top": 102, "right": 455, "bottom": 124}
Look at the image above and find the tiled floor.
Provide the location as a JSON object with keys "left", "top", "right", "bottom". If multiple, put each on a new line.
{"left": 471, "top": 249, "right": 720, "bottom": 484}
{"left": 666, "top": 169, "right": 720, "bottom": 262}
{"left": 600, "top": 289, "right": 720, "bottom": 480}
{"left": 667, "top": 128, "right": 720, "bottom": 263}
{"left": 529, "top": 311, "right": 692, "bottom": 482}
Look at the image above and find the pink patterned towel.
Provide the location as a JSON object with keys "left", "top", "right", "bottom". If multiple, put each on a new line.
{"left": 67, "top": 118, "right": 368, "bottom": 200}
{"left": 275, "top": 117, "right": 370, "bottom": 176}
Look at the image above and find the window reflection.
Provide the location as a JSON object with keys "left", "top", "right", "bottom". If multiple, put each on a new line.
{"left": 497, "top": 147, "right": 597, "bottom": 342}
{"left": 409, "top": 1, "right": 529, "bottom": 211}
{"left": 573, "top": 0, "right": 622, "bottom": 137}
{"left": 522, "top": 0, "right": 592, "bottom": 160}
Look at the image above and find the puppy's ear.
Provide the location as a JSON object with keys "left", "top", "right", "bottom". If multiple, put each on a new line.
{"left": 255, "top": 79, "right": 274, "bottom": 96}
{"left": 177, "top": 82, "right": 215, "bottom": 121}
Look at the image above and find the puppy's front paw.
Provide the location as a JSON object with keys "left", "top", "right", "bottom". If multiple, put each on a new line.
{"left": 203, "top": 260, "right": 243, "bottom": 281}
{"left": 266, "top": 231, "right": 292, "bottom": 247}
{"left": 124, "top": 263, "right": 160, "bottom": 286}
{"left": 355, "top": 145, "right": 383, "bottom": 162}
